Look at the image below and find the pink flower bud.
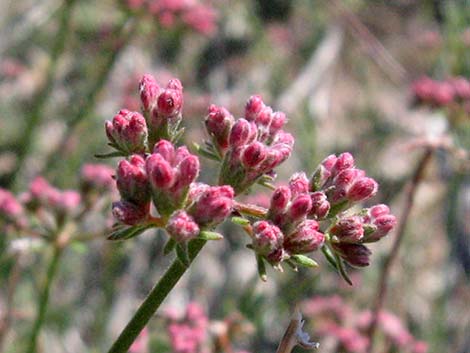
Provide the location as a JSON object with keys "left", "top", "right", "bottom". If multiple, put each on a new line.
{"left": 172, "top": 155, "right": 200, "bottom": 192}
{"left": 153, "top": 139, "right": 175, "bottom": 163}
{"left": 347, "top": 177, "right": 378, "bottom": 202}
{"left": 284, "top": 220, "right": 325, "bottom": 254}
{"left": 289, "top": 172, "right": 309, "bottom": 196}
{"left": 166, "top": 210, "right": 200, "bottom": 242}
{"left": 116, "top": 155, "right": 150, "bottom": 204}
{"left": 112, "top": 200, "right": 149, "bottom": 225}
{"left": 331, "top": 168, "right": 365, "bottom": 202}
{"left": 330, "top": 216, "right": 364, "bottom": 243}
{"left": 332, "top": 243, "right": 372, "bottom": 267}
{"left": 167, "top": 78, "right": 183, "bottom": 91}
{"left": 189, "top": 185, "right": 234, "bottom": 227}
{"left": 157, "top": 88, "right": 183, "bottom": 117}
{"left": 362, "top": 204, "right": 396, "bottom": 242}
{"left": 272, "top": 130, "right": 294, "bottom": 147}
{"left": 449, "top": 77, "right": 470, "bottom": 100}
{"left": 205, "top": 105, "right": 234, "bottom": 150}
{"left": 241, "top": 142, "right": 267, "bottom": 168}
{"left": 229, "top": 119, "right": 255, "bottom": 147}
{"left": 0, "top": 188, "right": 24, "bottom": 221}
{"left": 174, "top": 145, "right": 191, "bottom": 164}
{"left": 80, "top": 164, "right": 115, "bottom": 191}
{"left": 255, "top": 106, "right": 273, "bottom": 128}
{"left": 288, "top": 194, "right": 312, "bottom": 221}
{"left": 146, "top": 154, "right": 175, "bottom": 190}
{"left": 270, "top": 111, "right": 286, "bottom": 134}
{"left": 105, "top": 110, "right": 147, "bottom": 154}
{"left": 251, "top": 220, "right": 284, "bottom": 262}
{"left": 269, "top": 186, "right": 291, "bottom": 215}
{"left": 331, "top": 152, "right": 355, "bottom": 177}
{"left": 309, "top": 191, "right": 330, "bottom": 219}
{"left": 57, "top": 191, "right": 81, "bottom": 213}
{"left": 432, "top": 82, "right": 454, "bottom": 106}
{"left": 245, "top": 95, "right": 264, "bottom": 121}
{"left": 369, "top": 204, "right": 390, "bottom": 218}
{"left": 139, "top": 74, "right": 160, "bottom": 112}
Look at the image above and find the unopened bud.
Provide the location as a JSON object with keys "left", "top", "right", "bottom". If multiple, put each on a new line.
{"left": 153, "top": 139, "right": 175, "bottom": 163}
{"left": 269, "top": 186, "right": 291, "bottom": 215}
{"left": 0, "top": 188, "right": 24, "bottom": 222}
{"left": 112, "top": 200, "right": 149, "bottom": 225}
{"left": 229, "top": 119, "right": 255, "bottom": 147}
{"left": 269, "top": 112, "right": 286, "bottom": 135}
{"left": 157, "top": 88, "right": 183, "bottom": 117}
{"left": 205, "top": 105, "right": 234, "bottom": 150}
{"left": 105, "top": 110, "right": 147, "bottom": 154}
{"left": 289, "top": 172, "right": 309, "bottom": 196}
{"left": 189, "top": 185, "right": 234, "bottom": 227}
{"left": 330, "top": 216, "right": 364, "bottom": 243}
{"left": 309, "top": 191, "right": 330, "bottom": 219}
{"left": 139, "top": 74, "right": 160, "bottom": 112}
{"left": 332, "top": 243, "right": 371, "bottom": 267}
{"left": 347, "top": 177, "right": 378, "bottom": 202}
{"left": 331, "top": 152, "right": 355, "bottom": 177}
{"left": 172, "top": 155, "right": 200, "bottom": 192}
{"left": 116, "top": 155, "right": 150, "bottom": 204}
{"left": 245, "top": 95, "right": 264, "bottom": 121}
{"left": 241, "top": 142, "right": 267, "bottom": 168}
{"left": 146, "top": 154, "right": 175, "bottom": 190}
{"left": 252, "top": 220, "right": 284, "bottom": 263}
{"left": 288, "top": 194, "right": 312, "bottom": 221}
{"left": 284, "top": 220, "right": 325, "bottom": 254}
{"left": 166, "top": 210, "right": 200, "bottom": 242}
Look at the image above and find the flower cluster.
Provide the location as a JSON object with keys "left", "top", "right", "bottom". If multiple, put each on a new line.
{"left": 125, "top": 0, "right": 217, "bottom": 36}
{"left": 244, "top": 153, "right": 395, "bottom": 276}
{"left": 301, "top": 295, "right": 428, "bottom": 353}
{"left": 411, "top": 75, "right": 470, "bottom": 111}
{"left": 205, "top": 96, "right": 294, "bottom": 193}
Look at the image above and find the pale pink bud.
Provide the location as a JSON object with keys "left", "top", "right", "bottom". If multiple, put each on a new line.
{"left": 229, "top": 119, "right": 254, "bottom": 147}
{"left": 255, "top": 106, "right": 273, "bottom": 128}
{"left": 80, "top": 164, "right": 115, "bottom": 191}
{"left": 245, "top": 95, "right": 264, "bottom": 121}
{"left": 139, "top": 74, "right": 160, "bottom": 112}
{"left": 116, "top": 155, "right": 150, "bottom": 204}
{"left": 167, "top": 78, "right": 183, "bottom": 91}
{"left": 330, "top": 216, "right": 364, "bottom": 243}
{"left": 105, "top": 110, "right": 147, "bottom": 154}
{"left": 166, "top": 210, "right": 200, "bottom": 242}
{"left": 152, "top": 139, "right": 175, "bottom": 163}
{"left": 412, "top": 341, "right": 428, "bottom": 353}
{"left": 146, "top": 154, "right": 175, "bottom": 190}
{"left": 332, "top": 243, "right": 371, "bottom": 267}
{"left": 112, "top": 200, "right": 149, "bottom": 225}
{"left": 433, "top": 82, "right": 454, "bottom": 106}
{"left": 205, "top": 105, "right": 234, "bottom": 150}
{"left": 412, "top": 76, "right": 435, "bottom": 101}
{"left": 272, "top": 130, "right": 294, "bottom": 147}
{"left": 172, "top": 155, "right": 200, "bottom": 192}
{"left": 252, "top": 220, "right": 284, "bottom": 261}
{"left": 450, "top": 77, "right": 470, "bottom": 100}
{"left": 288, "top": 194, "right": 312, "bottom": 221}
{"left": 284, "top": 220, "right": 325, "bottom": 254}
{"left": 369, "top": 214, "right": 396, "bottom": 241}
{"left": 370, "top": 204, "right": 390, "bottom": 218}
{"left": 309, "top": 191, "right": 330, "bottom": 219}
{"left": 331, "top": 152, "right": 355, "bottom": 177}
{"left": 289, "top": 172, "right": 309, "bottom": 196}
{"left": 347, "top": 177, "right": 378, "bottom": 202}
{"left": 269, "top": 186, "right": 291, "bottom": 214}
{"left": 157, "top": 88, "right": 183, "bottom": 117}
{"left": 241, "top": 142, "right": 267, "bottom": 168}
{"left": 189, "top": 185, "right": 234, "bottom": 226}
{"left": 0, "top": 188, "right": 23, "bottom": 221}
{"left": 57, "top": 191, "right": 81, "bottom": 213}
{"left": 269, "top": 111, "right": 286, "bottom": 134}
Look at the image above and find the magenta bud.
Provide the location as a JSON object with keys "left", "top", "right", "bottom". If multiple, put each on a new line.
{"left": 331, "top": 152, "right": 355, "bottom": 177}
{"left": 289, "top": 172, "right": 309, "bottom": 196}
{"left": 173, "top": 155, "right": 200, "bottom": 191}
{"left": 270, "top": 111, "right": 286, "bottom": 134}
{"left": 112, "top": 200, "right": 149, "bottom": 225}
{"left": 116, "top": 155, "right": 150, "bottom": 204}
{"left": 139, "top": 74, "right": 160, "bottom": 112}
{"left": 330, "top": 216, "right": 364, "bottom": 243}
{"left": 310, "top": 191, "right": 330, "bottom": 219}
{"left": 106, "top": 110, "right": 147, "bottom": 153}
{"left": 370, "top": 204, "right": 390, "bottom": 218}
{"left": 272, "top": 130, "right": 294, "bottom": 147}
{"left": 364, "top": 214, "right": 397, "bottom": 242}
{"left": 166, "top": 210, "right": 200, "bottom": 243}
{"left": 205, "top": 105, "right": 234, "bottom": 150}
{"left": 166, "top": 78, "right": 183, "bottom": 91}
{"left": 241, "top": 142, "right": 267, "bottom": 168}
{"left": 252, "top": 220, "right": 284, "bottom": 261}
{"left": 153, "top": 139, "right": 175, "bottom": 163}
{"left": 245, "top": 95, "right": 264, "bottom": 121}
{"left": 269, "top": 186, "right": 291, "bottom": 214}
{"left": 229, "top": 119, "right": 254, "bottom": 147}
{"left": 288, "top": 194, "right": 312, "bottom": 221}
{"left": 332, "top": 243, "right": 372, "bottom": 267}
{"left": 145, "top": 154, "right": 175, "bottom": 190}
{"left": 189, "top": 185, "right": 234, "bottom": 227}
{"left": 157, "top": 88, "right": 183, "bottom": 117}
{"left": 58, "top": 191, "right": 81, "bottom": 213}
{"left": 0, "top": 188, "right": 24, "bottom": 221}
{"left": 255, "top": 106, "right": 273, "bottom": 128}
{"left": 347, "top": 177, "right": 378, "bottom": 202}
{"left": 284, "top": 220, "right": 325, "bottom": 254}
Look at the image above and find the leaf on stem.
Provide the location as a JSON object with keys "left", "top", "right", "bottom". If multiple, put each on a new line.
{"left": 107, "top": 224, "right": 152, "bottom": 241}
{"left": 256, "top": 254, "right": 267, "bottom": 282}
{"left": 231, "top": 216, "right": 251, "bottom": 226}
{"left": 95, "top": 151, "right": 126, "bottom": 159}
{"left": 198, "top": 230, "right": 224, "bottom": 240}
{"left": 291, "top": 255, "right": 319, "bottom": 268}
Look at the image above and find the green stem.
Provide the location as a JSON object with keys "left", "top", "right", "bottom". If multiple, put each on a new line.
{"left": 5, "top": 0, "right": 77, "bottom": 189}
{"left": 107, "top": 239, "right": 206, "bottom": 353}
{"left": 43, "top": 18, "right": 137, "bottom": 174}
{"left": 26, "top": 245, "right": 63, "bottom": 353}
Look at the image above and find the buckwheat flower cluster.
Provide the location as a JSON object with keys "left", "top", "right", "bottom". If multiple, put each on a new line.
{"left": 205, "top": 95, "right": 294, "bottom": 193}
{"left": 125, "top": 0, "right": 217, "bottom": 36}
{"left": 411, "top": 75, "right": 470, "bottom": 111}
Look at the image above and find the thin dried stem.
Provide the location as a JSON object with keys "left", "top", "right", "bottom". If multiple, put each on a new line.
{"left": 276, "top": 309, "right": 319, "bottom": 353}
{"left": 366, "top": 148, "right": 434, "bottom": 353}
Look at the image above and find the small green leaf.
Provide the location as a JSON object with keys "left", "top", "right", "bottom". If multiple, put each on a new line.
{"left": 231, "top": 217, "right": 250, "bottom": 226}
{"left": 107, "top": 224, "right": 151, "bottom": 241}
{"left": 193, "top": 143, "right": 220, "bottom": 161}
{"left": 256, "top": 255, "right": 267, "bottom": 282}
{"left": 198, "top": 231, "right": 223, "bottom": 240}
{"left": 291, "top": 254, "right": 319, "bottom": 268}
{"left": 163, "top": 238, "right": 177, "bottom": 255}
{"left": 328, "top": 200, "right": 349, "bottom": 218}
{"left": 321, "top": 245, "right": 339, "bottom": 270}
{"left": 176, "top": 243, "right": 190, "bottom": 267}
{"left": 95, "top": 151, "right": 126, "bottom": 159}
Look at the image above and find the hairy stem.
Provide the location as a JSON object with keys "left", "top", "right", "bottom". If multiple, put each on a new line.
{"left": 366, "top": 148, "right": 433, "bottom": 353}
{"left": 107, "top": 239, "right": 206, "bottom": 353}
{"left": 4, "top": 0, "right": 77, "bottom": 189}
{"left": 26, "top": 245, "right": 63, "bottom": 353}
